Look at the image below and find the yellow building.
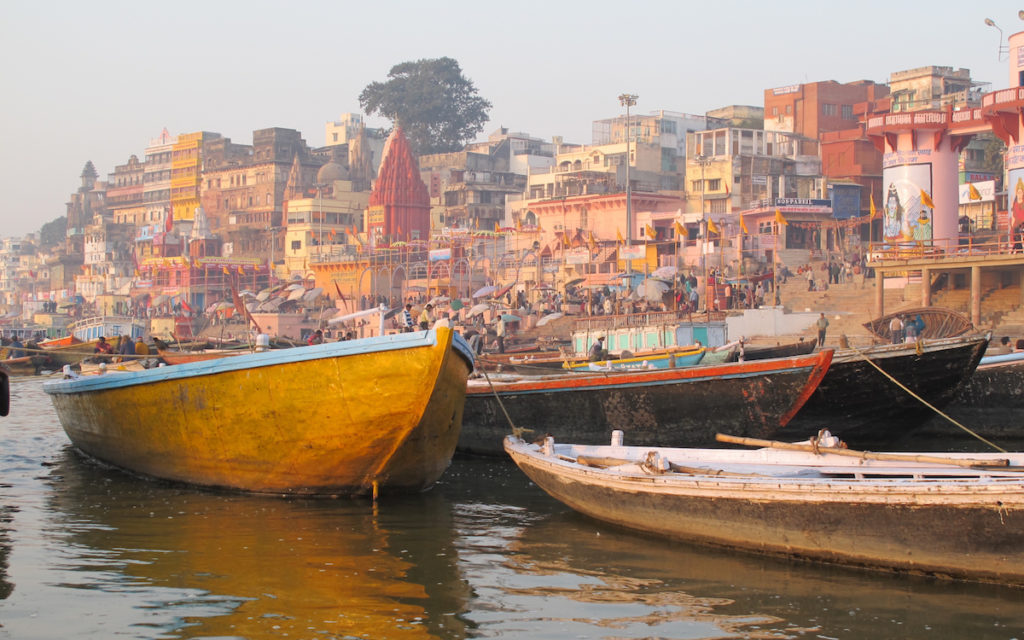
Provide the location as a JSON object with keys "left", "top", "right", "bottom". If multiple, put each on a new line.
{"left": 171, "top": 131, "right": 220, "bottom": 222}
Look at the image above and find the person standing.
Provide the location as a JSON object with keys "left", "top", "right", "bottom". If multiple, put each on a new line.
{"left": 496, "top": 315, "right": 507, "bottom": 354}
{"left": 888, "top": 316, "right": 904, "bottom": 344}
{"left": 418, "top": 304, "right": 434, "bottom": 330}
{"left": 401, "top": 304, "right": 415, "bottom": 332}
{"left": 903, "top": 316, "right": 918, "bottom": 343}
{"left": 589, "top": 336, "right": 606, "bottom": 362}
{"left": 816, "top": 313, "right": 829, "bottom": 347}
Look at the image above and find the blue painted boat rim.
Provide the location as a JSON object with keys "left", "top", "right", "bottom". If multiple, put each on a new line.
{"left": 44, "top": 329, "right": 462, "bottom": 395}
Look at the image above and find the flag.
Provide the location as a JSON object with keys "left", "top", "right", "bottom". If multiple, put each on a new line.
{"left": 588, "top": 231, "right": 597, "bottom": 251}
{"left": 919, "top": 189, "right": 934, "bottom": 210}
{"left": 673, "top": 221, "right": 685, "bottom": 237}
{"left": 516, "top": 219, "right": 522, "bottom": 231}
{"left": 616, "top": 228, "right": 624, "bottom": 245}
{"left": 644, "top": 224, "right": 657, "bottom": 240}
{"left": 707, "top": 218, "right": 719, "bottom": 235}
{"left": 237, "top": 265, "right": 244, "bottom": 275}
{"left": 222, "top": 266, "right": 231, "bottom": 275}
{"left": 181, "top": 300, "right": 192, "bottom": 313}
{"left": 165, "top": 206, "right": 173, "bottom": 233}
{"left": 494, "top": 222, "right": 500, "bottom": 232}
{"left": 475, "top": 217, "right": 480, "bottom": 229}
{"left": 774, "top": 209, "right": 788, "bottom": 226}
{"left": 869, "top": 193, "right": 877, "bottom": 219}
{"left": 968, "top": 183, "right": 981, "bottom": 201}
{"left": 739, "top": 216, "right": 749, "bottom": 234}
{"left": 334, "top": 281, "right": 345, "bottom": 301}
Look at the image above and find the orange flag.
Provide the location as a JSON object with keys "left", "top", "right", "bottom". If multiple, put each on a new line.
{"left": 870, "top": 193, "right": 877, "bottom": 219}
{"left": 616, "top": 228, "right": 624, "bottom": 245}
{"left": 774, "top": 209, "right": 788, "bottom": 226}
{"left": 673, "top": 221, "right": 685, "bottom": 236}
{"left": 707, "top": 218, "right": 719, "bottom": 235}
{"left": 739, "top": 216, "right": 749, "bottom": 234}
{"left": 968, "top": 183, "right": 981, "bottom": 201}
{"left": 919, "top": 189, "right": 935, "bottom": 209}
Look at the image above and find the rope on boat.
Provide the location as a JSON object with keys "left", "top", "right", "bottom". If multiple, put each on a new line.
{"left": 479, "top": 368, "right": 533, "bottom": 441}
{"left": 849, "top": 343, "right": 1007, "bottom": 453}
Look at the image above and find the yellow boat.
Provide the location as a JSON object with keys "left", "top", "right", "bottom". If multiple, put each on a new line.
{"left": 43, "top": 327, "right": 474, "bottom": 496}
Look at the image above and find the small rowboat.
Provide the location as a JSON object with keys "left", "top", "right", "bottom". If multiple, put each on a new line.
{"left": 505, "top": 431, "right": 1024, "bottom": 586}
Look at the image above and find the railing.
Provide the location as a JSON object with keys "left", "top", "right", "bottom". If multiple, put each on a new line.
{"left": 867, "top": 237, "right": 1022, "bottom": 263}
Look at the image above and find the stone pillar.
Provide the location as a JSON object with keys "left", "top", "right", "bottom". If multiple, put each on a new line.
{"left": 874, "top": 268, "right": 884, "bottom": 318}
{"left": 921, "top": 267, "right": 931, "bottom": 307}
{"left": 971, "top": 265, "right": 981, "bottom": 327}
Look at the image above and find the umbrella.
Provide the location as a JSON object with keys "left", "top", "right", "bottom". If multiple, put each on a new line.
{"left": 472, "top": 285, "right": 497, "bottom": 298}
{"left": 287, "top": 288, "right": 306, "bottom": 301}
{"left": 450, "top": 298, "right": 464, "bottom": 311}
{"left": 468, "top": 303, "right": 490, "bottom": 316}
{"left": 535, "top": 312, "right": 563, "bottom": 326}
{"left": 493, "top": 284, "right": 513, "bottom": 299}
{"left": 285, "top": 283, "right": 304, "bottom": 291}
{"left": 302, "top": 287, "right": 324, "bottom": 303}
{"left": 500, "top": 313, "right": 521, "bottom": 322}
{"left": 651, "top": 266, "right": 677, "bottom": 280}
{"left": 640, "top": 279, "right": 670, "bottom": 301}
{"left": 565, "top": 278, "right": 585, "bottom": 288}
{"left": 256, "top": 290, "right": 271, "bottom": 302}
{"left": 428, "top": 295, "right": 450, "bottom": 306}
{"left": 532, "top": 284, "right": 554, "bottom": 291}
{"left": 258, "top": 297, "right": 284, "bottom": 312}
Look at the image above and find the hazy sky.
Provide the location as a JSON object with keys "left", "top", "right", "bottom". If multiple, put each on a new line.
{"left": 0, "top": 1, "right": 1018, "bottom": 237}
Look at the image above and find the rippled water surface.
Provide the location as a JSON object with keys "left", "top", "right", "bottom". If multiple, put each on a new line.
{"left": 1, "top": 375, "right": 1022, "bottom": 639}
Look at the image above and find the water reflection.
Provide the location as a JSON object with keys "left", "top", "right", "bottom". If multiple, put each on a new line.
{"left": 40, "top": 449, "right": 469, "bottom": 639}
{"left": 443, "top": 457, "right": 1024, "bottom": 640}
{"left": 3, "top": 377, "right": 1023, "bottom": 640}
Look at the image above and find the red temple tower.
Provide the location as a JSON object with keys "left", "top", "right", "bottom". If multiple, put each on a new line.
{"left": 367, "top": 126, "right": 430, "bottom": 246}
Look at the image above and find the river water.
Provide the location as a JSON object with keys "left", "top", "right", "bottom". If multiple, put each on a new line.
{"left": 1, "top": 375, "right": 1021, "bottom": 639}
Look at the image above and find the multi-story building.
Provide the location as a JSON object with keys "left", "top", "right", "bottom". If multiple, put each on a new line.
{"left": 324, "top": 113, "right": 385, "bottom": 177}
{"left": 65, "top": 161, "right": 105, "bottom": 256}
{"left": 418, "top": 129, "right": 537, "bottom": 233}
{"left": 171, "top": 131, "right": 221, "bottom": 225}
{"left": 107, "top": 155, "right": 146, "bottom": 227}
{"left": 888, "top": 66, "right": 985, "bottom": 112}
{"left": 685, "top": 127, "right": 822, "bottom": 216}
{"left": 764, "top": 80, "right": 888, "bottom": 137}
{"left": 200, "top": 128, "right": 321, "bottom": 259}
{"left": 143, "top": 128, "right": 174, "bottom": 228}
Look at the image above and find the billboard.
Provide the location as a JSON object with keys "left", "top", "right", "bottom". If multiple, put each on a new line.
{"left": 880, "top": 162, "right": 933, "bottom": 243}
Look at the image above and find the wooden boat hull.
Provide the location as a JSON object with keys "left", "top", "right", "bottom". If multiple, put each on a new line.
{"left": 863, "top": 306, "right": 972, "bottom": 342}
{"left": 44, "top": 327, "right": 474, "bottom": 496}
{"left": 505, "top": 437, "right": 1024, "bottom": 586}
{"left": 785, "top": 334, "right": 989, "bottom": 445}
{"left": 157, "top": 348, "right": 247, "bottom": 365}
{"left": 40, "top": 338, "right": 99, "bottom": 367}
{"left": 740, "top": 338, "right": 815, "bottom": 360}
{"left": 459, "top": 351, "right": 833, "bottom": 456}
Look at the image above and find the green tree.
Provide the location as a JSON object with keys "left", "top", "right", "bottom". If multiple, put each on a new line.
{"left": 38, "top": 216, "right": 67, "bottom": 249}
{"left": 980, "top": 134, "right": 1005, "bottom": 189}
{"left": 359, "top": 57, "right": 491, "bottom": 156}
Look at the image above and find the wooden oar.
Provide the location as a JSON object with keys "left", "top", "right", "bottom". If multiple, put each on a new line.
{"left": 716, "top": 433, "right": 1011, "bottom": 469}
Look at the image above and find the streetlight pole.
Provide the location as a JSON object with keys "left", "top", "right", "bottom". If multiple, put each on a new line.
{"left": 618, "top": 93, "right": 638, "bottom": 249}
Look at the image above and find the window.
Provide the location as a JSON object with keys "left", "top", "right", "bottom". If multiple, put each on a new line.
{"left": 772, "top": 106, "right": 778, "bottom": 115}
{"left": 841, "top": 104, "right": 853, "bottom": 119}
{"left": 291, "top": 240, "right": 301, "bottom": 250}
{"left": 785, "top": 105, "right": 791, "bottom": 114}
{"left": 822, "top": 103, "right": 837, "bottom": 116}
{"left": 691, "top": 180, "right": 703, "bottom": 193}
{"left": 707, "top": 178, "right": 721, "bottom": 191}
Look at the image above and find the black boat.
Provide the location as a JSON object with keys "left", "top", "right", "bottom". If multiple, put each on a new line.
{"left": 459, "top": 351, "right": 833, "bottom": 456}
{"left": 784, "top": 333, "right": 990, "bottom": 445}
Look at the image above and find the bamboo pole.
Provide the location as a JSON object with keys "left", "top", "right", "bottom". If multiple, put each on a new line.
{"left": 715, "top": 433, "right": 1010, "bottom": 468}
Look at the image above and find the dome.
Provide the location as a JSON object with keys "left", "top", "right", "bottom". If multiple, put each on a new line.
{"left": 316, "top": 160, "right": 348, "bottom": 184}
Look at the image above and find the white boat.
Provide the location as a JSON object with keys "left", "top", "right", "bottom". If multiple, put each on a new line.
{"left": 504, "top": 431, "right": 1024, "bottom": 586}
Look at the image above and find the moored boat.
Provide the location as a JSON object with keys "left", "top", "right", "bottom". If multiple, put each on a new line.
{"left": 44, "top": 327, "right": 475, "bottom": 496}
{"left": 505, "top": 432, "right": 1024, "bottom": 586}
{"left": 784, "top": 334, "right": 990, "bottom": 445}
{"left": 459, "top": 350, "right": 833, "bottom": 456}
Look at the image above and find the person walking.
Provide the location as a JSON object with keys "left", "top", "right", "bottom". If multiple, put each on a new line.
{"left": 816, "top": 313, "right": 829, "bottom": 347}
{"left": 418, "top": 304, "right": 434, "bottom": 330}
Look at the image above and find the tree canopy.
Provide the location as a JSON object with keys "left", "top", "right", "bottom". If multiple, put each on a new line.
{"left": 359, "top": 57, "right": 491, "bottom": 156}
{"left": 38, "top": 216, "right": 66, "bottom": 249}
